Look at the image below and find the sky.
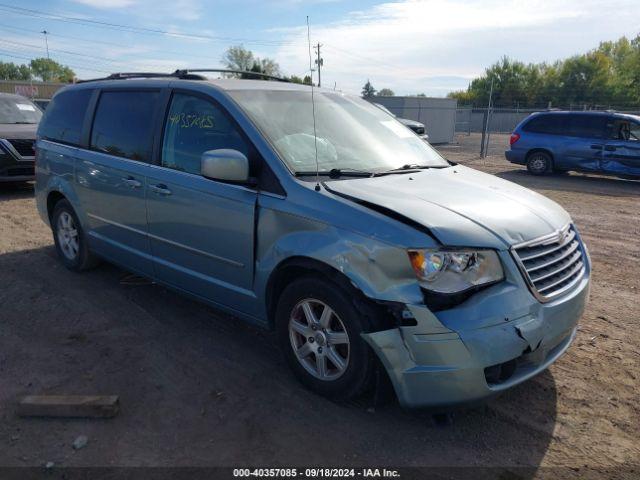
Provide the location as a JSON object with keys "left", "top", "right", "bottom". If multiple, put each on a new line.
{"left": 0, "top": 0, "right": 639, "bottom": 96}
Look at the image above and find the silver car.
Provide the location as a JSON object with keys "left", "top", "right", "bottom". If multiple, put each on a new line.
{"left": 35, "top": 72, "right": 590, "bottom": 408}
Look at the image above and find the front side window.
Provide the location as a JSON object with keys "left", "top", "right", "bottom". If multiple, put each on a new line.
{"left": 90, "top": 90, "right": 159, "bottom": 162}
{"left": 629, "top": 122, "right": 640, "bottom": 142}
{"left": 228, "top": 90, "right": 448, "bottom": 174}
{"left": 38, "top": 89, "right": 91, "bottom": 146}
{"left": 608, "top": 119, "right": 640, "bottom": 142}
{"left": 161, "top": 93, "right": 250, "bottom": 175}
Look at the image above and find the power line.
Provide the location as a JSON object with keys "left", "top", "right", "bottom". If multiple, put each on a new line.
{"left": 0, "top": 49, "right": 111, "bottom": 74}
{"left": 0, "top": 2, "right": 436, "bottom": 85}
{"left": 0, "top": 3, "right": 299, "bottom": 47}
{"left": 0, "top": 23, "right": 223, "bottom": 63}
{"left": 0, "top": 3, "right": 419, "bottom": 83}
{"left": 0, "top": 38, "right": 172, "bottom": 74}
{"left": 0, "top": 38, "right": 174, "bottom": 71}
{"left": 323, "top": 43, "right": 406, "bottom": 72}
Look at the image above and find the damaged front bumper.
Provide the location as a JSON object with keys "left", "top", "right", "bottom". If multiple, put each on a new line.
{"left": 362, "top": 272, "right": 590, "bottom": 409}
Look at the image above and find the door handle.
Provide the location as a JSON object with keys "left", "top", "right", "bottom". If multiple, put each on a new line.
{"left": 150, "top": 184, "right": 172, "bottom": 196}
{"left": 590, "top": 144, "right": 603, "bottom": 150}
{"left": 123, "top": 176, "right": 142, "bottom": 188}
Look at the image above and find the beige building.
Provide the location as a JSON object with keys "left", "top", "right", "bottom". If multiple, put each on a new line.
{"left": 0, "top": 80, "right": 67, "bottom": 99}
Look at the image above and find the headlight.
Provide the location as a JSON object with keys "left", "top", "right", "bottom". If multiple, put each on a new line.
{"left": 407, "top": 249, "right": 504, "bottom": 294}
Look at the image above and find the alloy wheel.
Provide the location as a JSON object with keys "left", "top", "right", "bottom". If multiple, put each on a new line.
{"left": 288, "top": 298, "right": 350, "bottom": 381}
{"left": 57, "top": 211, "right": 80, "bottom": 260}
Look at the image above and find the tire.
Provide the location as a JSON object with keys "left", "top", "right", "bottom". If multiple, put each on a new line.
{"left": 51, "top": 199, "right": 100, "bottom": 271}
{"left": 526, "top": 151, "right": 552, "bottom": 175}
{"left": 275, "top": 275, "right": 377, "bottom": 401}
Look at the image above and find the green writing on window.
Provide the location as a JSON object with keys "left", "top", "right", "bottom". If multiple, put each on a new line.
{"left": 168, "top": 113, "right": 215, "bottom": 129}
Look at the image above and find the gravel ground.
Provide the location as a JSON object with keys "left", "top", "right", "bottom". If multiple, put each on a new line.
{"left": 0, "top": 133, "right": 638, "bottom": 475}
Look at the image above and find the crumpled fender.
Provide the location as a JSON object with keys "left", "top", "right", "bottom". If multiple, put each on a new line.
{"left": 254, "top": 205, "right": 429, "bottom": 319}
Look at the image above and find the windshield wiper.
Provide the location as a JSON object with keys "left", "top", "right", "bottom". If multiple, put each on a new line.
{"left": 375, "top": 164, "right": 449, "bottom": 176}
{"left": 295, "top": 168, "right": 374, "bottom": 178}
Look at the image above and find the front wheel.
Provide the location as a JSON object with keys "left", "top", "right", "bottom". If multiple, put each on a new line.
{"left": 276, "top": 276, "right": 376, "bottom": 401}
{"left": 526, "top": 151, "right": 552, "bottom": 175}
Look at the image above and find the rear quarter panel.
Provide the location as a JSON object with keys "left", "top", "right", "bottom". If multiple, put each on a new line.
{"left": 35, "top": 140, "right": 82, "bottom": 227}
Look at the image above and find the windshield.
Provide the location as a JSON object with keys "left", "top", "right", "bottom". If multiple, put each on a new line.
{"left": 0, "top": 96, "right": 42, "bottom": 124}
{"left": 374, "top": 103, "right": 395, "bottom": 117}
{"left": 229, "top": 90, "right": 448, "bottom": 174}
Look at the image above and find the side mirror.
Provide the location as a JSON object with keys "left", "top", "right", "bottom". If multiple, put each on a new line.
{"left": 201, "top": 149, "right": 249, "bottom": 183}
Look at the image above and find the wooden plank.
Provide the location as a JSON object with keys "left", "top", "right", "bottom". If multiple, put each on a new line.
{"left": 17, "top": 395, "right": 119, "bottom": 418}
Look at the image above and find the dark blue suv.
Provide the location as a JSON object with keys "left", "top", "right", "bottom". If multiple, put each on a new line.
{"left": 506, "top": 111, "right": 640, "bottom": 177}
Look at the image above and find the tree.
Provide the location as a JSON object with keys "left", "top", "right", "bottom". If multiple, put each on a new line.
{"left": 0, "top": 61, "right": 31, "bottom": 81}
{"left": 222, "top": 45, "right": 255, "bottom": 72}
{"left": 288, "top": 74, "right": 313, "bottom": 85}
{"left": 256, "top": 57, "right": 280, "bottom": 76}
{"left": 29, "top": 58, "right": 74, "bottom": 82}
{"left": 222, "top": 45, "right": 281, "bottom": 77}
{"left": 361, "top": 80, "right": 376, "bottom": 98}
{"left": 446, "top": 34, "right": 640, "bottom": 108}
{"left": 377, "top": 88, "right": 395, "bottom": 96}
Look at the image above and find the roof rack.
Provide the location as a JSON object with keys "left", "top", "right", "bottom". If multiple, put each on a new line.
{"left": 77, "top": 69, "right": 291, "bottom": 84}
{"left": 174, "top": 69, "right": 291, "bottom": 82}
{"left": 77, "top": 72, "right": 175, "bottom": 83}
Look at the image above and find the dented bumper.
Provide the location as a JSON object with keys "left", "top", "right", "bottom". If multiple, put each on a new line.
{"left": 362, "top": 273, "right": 590, "bottom": 409}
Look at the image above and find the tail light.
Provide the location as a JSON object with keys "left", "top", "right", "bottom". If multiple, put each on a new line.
{"left": 509, "top": 133, "right": 521, "bottom": 146}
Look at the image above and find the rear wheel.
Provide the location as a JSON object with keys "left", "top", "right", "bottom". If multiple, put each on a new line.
{"left": 51, "top": 199, "right": 99, "bottom": 271}
{"left": 526, "top": 151, "right": 552, "bottom": 175}
{"left": 276, "top": 276, "right": 376, "bottom": 401}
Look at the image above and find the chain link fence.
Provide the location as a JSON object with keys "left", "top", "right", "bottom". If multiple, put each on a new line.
{"left": 453, "top": 105, "right": 640, "bottom": 158}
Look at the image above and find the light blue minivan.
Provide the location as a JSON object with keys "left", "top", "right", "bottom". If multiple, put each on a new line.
{"left": 35, "top": 71, "right": 591, "bottom": 408}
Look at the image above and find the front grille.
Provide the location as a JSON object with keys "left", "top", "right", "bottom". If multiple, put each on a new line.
{"left": 7, "top": 139, "right": 35, "bottom": 158}
{"left": 512, "top": 224, "right": 586, "bottom": 301}
{"left": 6, "top": 165, "right": 34, "bottom": 176}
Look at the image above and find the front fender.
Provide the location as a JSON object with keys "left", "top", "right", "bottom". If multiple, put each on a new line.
{"left": 254, "top": 206, "right": 425, "bottom": 320}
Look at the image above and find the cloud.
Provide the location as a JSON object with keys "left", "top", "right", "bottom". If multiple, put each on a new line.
{"left": 273, "top": 0, "right": 640, "bottom": 96}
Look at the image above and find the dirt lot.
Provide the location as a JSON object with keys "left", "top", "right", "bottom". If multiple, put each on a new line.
{"left": 0, "top": 133, "right": 638, "bottom": 474}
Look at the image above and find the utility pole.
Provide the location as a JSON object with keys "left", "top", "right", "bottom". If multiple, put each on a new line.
{"left": 314, "top": 43, "right": 323, "bottom": 87}
{"left": 480, "top": 77, "right": 494, "bottom": 158}
{"left": 41, "top": 30, "right": 50, "bottom": 59}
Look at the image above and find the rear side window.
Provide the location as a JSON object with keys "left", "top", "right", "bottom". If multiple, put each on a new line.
{"left": 38, "top": 89, "right": 92, "bottom": 146}
{"left": 567, "top": 115, "right": 607, "bottom": 139}
{"left": 522, "top": 114, "right": 567, "bottom": 135}
{"left": 90, "top": 90, "right": 159, "bottom": 162}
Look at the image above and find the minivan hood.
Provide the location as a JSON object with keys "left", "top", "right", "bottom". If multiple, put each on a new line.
{"left": 324, "top": 165, "right": 570, "bottom": 248}
{"left": 0, "top": 123, "right": 38, "bottom": 139}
